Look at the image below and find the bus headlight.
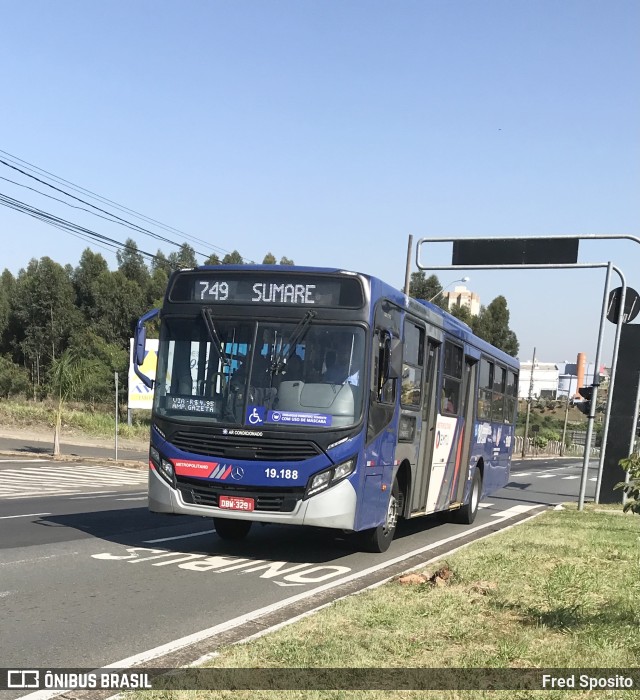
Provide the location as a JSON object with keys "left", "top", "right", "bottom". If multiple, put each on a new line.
{"left": 150, "top": 446, "right": 175, "bottom": 486}
{"left": 159, "top": 459, "right": 175, "bottom": 484}
{"left": 305, "top": 458, "right": 356, "bottom": 498}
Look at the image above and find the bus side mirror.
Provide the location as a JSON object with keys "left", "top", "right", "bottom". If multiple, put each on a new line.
{"left": 134, "top": 308, "right": 160, "bottom": 389}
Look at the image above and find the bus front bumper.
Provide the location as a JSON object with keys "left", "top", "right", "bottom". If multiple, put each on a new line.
{"left": 148, "top": 468, "right": 357, "bottom": 531}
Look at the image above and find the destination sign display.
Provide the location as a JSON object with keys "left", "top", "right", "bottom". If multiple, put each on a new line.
{"left": 169, "top": 273, "right": 364, "bottom": 308}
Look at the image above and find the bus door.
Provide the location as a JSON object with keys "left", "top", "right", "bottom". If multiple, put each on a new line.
{"left": 452, "top": 356, "right": 478, "bottom": 505}
{"left": 423, "top": 340, "right": 465, "bottom": 514}
{"left": 410, "top": 337, "right": 440, "bottom": 513}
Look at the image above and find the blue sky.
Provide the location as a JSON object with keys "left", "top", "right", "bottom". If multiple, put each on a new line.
{"left": 1, "top": 0, "right": 638, "bottom": 364}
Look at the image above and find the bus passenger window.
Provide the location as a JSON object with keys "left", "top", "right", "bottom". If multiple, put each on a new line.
{"left": 442, "top": 378, "right": 459, "bottom": 414}
{"left": 442, "top": 341, "right": 462, "bottom": 415}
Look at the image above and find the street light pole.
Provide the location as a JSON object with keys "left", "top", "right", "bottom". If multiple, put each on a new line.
{"left": 522, "top": 347, "right": 536, "bottom": 458}
{"left": 428, "top": 276, "right": 470, "bottom": 303}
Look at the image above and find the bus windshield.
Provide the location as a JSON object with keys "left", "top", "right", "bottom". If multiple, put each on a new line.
{"left": 153, "top": 315, "right": 366, "bottom": 429}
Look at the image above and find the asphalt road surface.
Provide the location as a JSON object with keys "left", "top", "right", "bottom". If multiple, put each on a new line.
{"left": 0, "top": 455, "right": 598, "bottom": 696}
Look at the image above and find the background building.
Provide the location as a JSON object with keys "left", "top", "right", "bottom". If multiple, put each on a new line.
{"left": 444, "top": 285, "right": 480, "bottom": 316}
{"left": 518, "top": 362, "right": 559, "bottom": 399}
{"left": 517, "top": 352, "right": 609, "bottom": 400}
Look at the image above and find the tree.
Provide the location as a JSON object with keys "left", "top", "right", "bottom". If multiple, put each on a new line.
{"left": 0, "top": 269, "right": 15, "bottom": 347}
{"left": 449, "top": 303, "right": 473, "bottom": 325}
{"left": 0, "top": 355, "right": 29, "bottom": 398}
{"left": 117, "top": 239, "right": 150, "bottom": 288}
{"left": 262, "top": 252, "right": 277, "bottom": 264}
{"left": 49, "top": 348, "right": 88, "bottom": 456}
{"left": 168, "top": 243, "right": 198, "bottom": 271}
{"left": 147, "top": 266, "right": 169, "bottom": 308}
{"left": 472, "top": 296, "right": 519, "bottom": 357}
{"left": 12, "top": 257, "right": 81, "bottom": 392}
{"left": 617, "top": 453, "right": 640, "bottom": 515}
{"left": 408, "top": 272, "right": 447, "bottom": 310}
{"left": 91, "top": 270, "right": 146, "bottom": 346}
{"left": 150, "top": 250, "right": 172, "bottom": 275}
{"left": 204, "top": 253, "right": 221, "bottom": 265}
{"left": 73, "top": 248, "right": 109, "bottom": 317}
{"left": 222, "top": 250, "right": 244, "bottom": 265}
{"left": 279, "top": 256, "right": 294, "bottom": 265}
{"left": 67, "top": 329, "right": 128, "bottom": 406}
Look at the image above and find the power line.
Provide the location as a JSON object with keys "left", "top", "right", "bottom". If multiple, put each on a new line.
{"left": 0, "top": 148, "right": 254, "bottom": 262}
{"left": 0, "top": 191, "right": 162, "bottom": 264}
{"left": 0, "top": 157, "right": 208, "bottom": 256}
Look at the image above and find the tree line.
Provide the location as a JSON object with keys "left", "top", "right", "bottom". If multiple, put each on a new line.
{"left": 0, "top": 245, "right": 518, "bottom": 404}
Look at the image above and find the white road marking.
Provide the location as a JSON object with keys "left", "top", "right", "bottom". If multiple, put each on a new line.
{"left": 143, "top": 529, "right": 216, "bottom": 544}
{"left": 477, "top": 503, "right": 493, "bottom": 509}
{"left": 115, "top": 497, "right": 147, "bottom": 502}
{"left": 0, "top": 512, "right": 51, "bottom": 519}
{"left": 0, "top": 463, "right": 147, "bottom": 499}
{"left": 69, "top": 492, "right": 125, "bottom": 499}
{"left": 561, "top": 476, "right": 580, "bottom": 480}
{"left": 0, "top": 458, "right": 50, "bottom": 463}
{"left": 491, "top": 504, "right": 541, "bottom": 518}
{"left": 536, "top": 474, "right": 557, "bottom": 479}
{"left": 511, "top": 472, "right": 531, "bottom": 477}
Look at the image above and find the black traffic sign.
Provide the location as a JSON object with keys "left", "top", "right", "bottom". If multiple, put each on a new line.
{"left": 606, "top": 287, "right": 640, "bottom": 325}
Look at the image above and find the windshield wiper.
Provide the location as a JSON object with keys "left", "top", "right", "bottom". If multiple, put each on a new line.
{"left": 270, "top": 310, "right": 316, "bottom": 376}
{"left": 201, "top": 308, "right": 230, "bottom": 366}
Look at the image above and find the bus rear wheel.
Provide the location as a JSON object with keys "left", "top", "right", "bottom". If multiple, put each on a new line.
{"left": 214, "top": 518, "right": 252, "bottom": 541}
{"left": 358, "top": 479, "right": 400, "bottom": 553}
{"left": 451, "top": 468, "right": 482, "bottom": 525}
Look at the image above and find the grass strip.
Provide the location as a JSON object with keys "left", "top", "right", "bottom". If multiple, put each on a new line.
{"left": 129, "top": 507, "right": 640, "bottom": 699}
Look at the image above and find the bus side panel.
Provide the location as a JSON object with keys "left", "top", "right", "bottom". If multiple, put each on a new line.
{"left": 355, "top": 417, "right": 399, "bottom": 531}
{"left": 472, "top": 420, "right": 514, "bottom": 495}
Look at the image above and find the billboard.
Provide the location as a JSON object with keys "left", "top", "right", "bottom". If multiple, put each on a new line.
{"left": 128, "top": 338, "right": 158, "bottom": 410}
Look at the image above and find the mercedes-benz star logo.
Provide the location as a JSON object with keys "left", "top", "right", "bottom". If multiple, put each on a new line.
{"left": 230, "top": 466, "right": 244, "bottom": 480}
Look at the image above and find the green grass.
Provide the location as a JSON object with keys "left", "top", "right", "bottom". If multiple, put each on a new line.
{"left": 0, "top": 398, "right": 150, "bottom": 441}
{"left": 129, "top": 508, "right": 640, "bottom": 699}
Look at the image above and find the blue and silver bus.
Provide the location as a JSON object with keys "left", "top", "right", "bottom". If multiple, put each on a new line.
{"left": 134, "top": 266, "right": 519, "bottom": 552}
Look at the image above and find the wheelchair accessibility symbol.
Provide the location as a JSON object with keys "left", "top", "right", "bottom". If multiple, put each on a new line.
{"left": 246, "top": 406, "right": 265, "bottom": 425}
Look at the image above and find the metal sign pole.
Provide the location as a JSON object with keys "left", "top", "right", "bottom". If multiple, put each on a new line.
{"left": 594, "top": 278, "right": 627, "bottom": 502}
{"left": 577, "top": 262, "right": 611, "bottom": 510}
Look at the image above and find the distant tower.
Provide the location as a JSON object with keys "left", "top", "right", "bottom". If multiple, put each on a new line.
{"left": 575, "top": 352, "right": 587, "bottom": 398}
{"left": 444, "top": 285, "right": 481, "bottom": 316}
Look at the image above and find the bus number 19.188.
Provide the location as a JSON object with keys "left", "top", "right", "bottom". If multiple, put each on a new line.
{"left": 265, "top": 468, "right": 299, "bottom": 480}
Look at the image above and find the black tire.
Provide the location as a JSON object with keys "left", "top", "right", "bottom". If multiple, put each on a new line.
{"left": 358, "top": 479, "right": 401, "bottom": 553}
{"left": 451, "top": 468, "right": 482, "bottom": 524}
{"left": 213, "top": 518, "right": 252, "bottom": 541}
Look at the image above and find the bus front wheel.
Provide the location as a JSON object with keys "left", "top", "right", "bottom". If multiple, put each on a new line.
{"left": 358, "top": 479, "right": 400, "bottom": 553}
{"left": 451, "top": 468, "right": 482, "bottom": 525}
{"left": 214, "top": 518, "right": 252, "bottom": 541}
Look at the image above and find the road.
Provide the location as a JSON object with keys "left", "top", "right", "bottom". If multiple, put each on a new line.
{"left": 0, "top": 455, "right": 598, "bottom": 693}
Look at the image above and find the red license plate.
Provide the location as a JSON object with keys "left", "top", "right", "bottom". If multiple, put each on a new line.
{"left": 218, "top": 495, "right": 255, "bottom": 511}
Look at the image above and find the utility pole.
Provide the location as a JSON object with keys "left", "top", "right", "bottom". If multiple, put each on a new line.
{"left": 115, "top": 371, "right": 119, "bottom": 461}
{"left": 404, "top": 234, "right": 413, "bottom": 295}
{"left": 560, "top": 385, "right": 571, "bottom": 456}
{"left": 522, "top": 347, "right": 536, "bottom": 458}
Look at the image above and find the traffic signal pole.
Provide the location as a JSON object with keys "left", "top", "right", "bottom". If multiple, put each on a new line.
{"left": 577, "top": 262, "right": 611, "bottom": 510}
{"left": 594, "top": 278, "right": 627, "bottom": 503}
